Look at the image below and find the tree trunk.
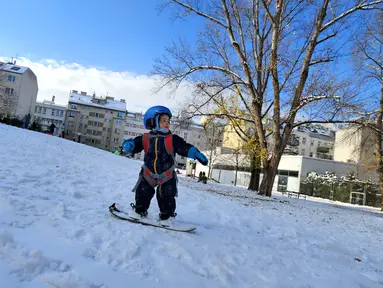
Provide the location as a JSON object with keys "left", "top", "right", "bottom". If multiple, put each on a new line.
{"left": 248, "top": 153, "right": 260, "bottom": 191}
{"left": 378, "top": 87, "right": 383, "bottom": 211}
{"left": 380, "top": 172, "right": 383, "bottom": 211}
{"left": 234, "top": 167, "right": 238, "bottom": 186}
{"left": 259, "top": 153, "right": 282, "bottom": 197}
{"left": 208, "top": 149, "right": 213, "bottom": 178}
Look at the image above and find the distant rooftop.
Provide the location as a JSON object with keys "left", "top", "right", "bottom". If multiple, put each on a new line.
{"left": 69, "top": 90, "right": 126, "bottom": 112}
{"left": 294, "top": 124, "right": 336, "bottom": 139}
{"left": 0, "top": 61, "right": 29, "bottom": 74}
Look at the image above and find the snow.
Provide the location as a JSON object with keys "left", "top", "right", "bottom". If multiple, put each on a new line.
{"left": 0, "top": 62, "right": 29, "bottom": 74}
{"left": 1, "top": 123, "right": 383, "bottom": 288}
{"left": 69, "top": 92, "right": 126, "bottom": 112}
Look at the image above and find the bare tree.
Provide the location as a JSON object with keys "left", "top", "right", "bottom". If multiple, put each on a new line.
{"left": 202, "top": 117, "right": 225, "bottom": 177}
{"left": 154, "top": 0, "right": 383, "bottom": 196}
{"left": 0, "top": 71, "right": 13, "bottom": 118}
{"left": 220, "top": 145, "right": 250, "bottom": 186}
{"left": 351, "top": 11, "right": 383, "bottom": 210}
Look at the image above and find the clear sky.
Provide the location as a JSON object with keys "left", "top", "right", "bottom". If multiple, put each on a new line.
{"left": 1, "top": 0, "right": 202, "bottom": 74}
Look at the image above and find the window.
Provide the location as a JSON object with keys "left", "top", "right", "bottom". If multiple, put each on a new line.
{"left": 52, "top": 109, "right": 55, "bottom": 116}
{"left": 60, "top": 110, "right": 64, "bottom": 117}
{"left": 115, "top": 128, "right": 120, "bottom": 134}
{"left": 117, "top": 112, "right": 124, "bottom": 118}
{"left": 311, "top": 140, "right": 314, "bottom": 146}
{"left": 71, "top": 104, "right": 77, "bottom": 109}
{"left": 67, "top": 121, "right": 74, "bottom": 127}
{"left": 69, "top": 111, "right": 76, "bottom": 118}
{"left": 89, "top": 112, "right": 95, "bottom": 117}
{"left": 302, "top": 137, "right": 306, "bottom": 144}
{"left": 56, "top": 110, "right": 60, "bottom": 116}
{"left": 43, "top": 108, "right": 46, "bottom": 114}
{"left": 301, "top": 149, "right": 305, "bottom": 155}
{"left": 11, "top": 67, "right": 20, "bottom": 71}
{"left": 35, "top": 106, "right": 38, "bottom": 113}
{"left": 309, "top": 152, "right": 313, "bottom": 157}
{"left": 7, "top": 75, "right": 16, "bottom": 82}
{"left": 116, "top": 120, "right": 121, "bottom": 125}
{"left": 38, "top": 107, "right": 42, "bottom": 113}
{"left": 113, "top": 138, "right": 119, "bottom": 143}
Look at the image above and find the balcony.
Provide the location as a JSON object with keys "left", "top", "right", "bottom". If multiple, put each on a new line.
{"left": 287, "top": 135, "right": 300, "bottom": 147}
{"left": 317, "top": 146, "right": 330, "bottom": 153}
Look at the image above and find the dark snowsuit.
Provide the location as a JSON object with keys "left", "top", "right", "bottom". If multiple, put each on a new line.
{"left": 131, "top": 131, "right": 194, "bottom": 217}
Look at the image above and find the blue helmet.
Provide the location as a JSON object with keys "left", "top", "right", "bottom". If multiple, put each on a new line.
{"left": 143, "top": 105, "right": 172, "bottom": 131}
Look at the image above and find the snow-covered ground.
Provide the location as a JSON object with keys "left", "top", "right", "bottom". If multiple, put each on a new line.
{"left": 0, "top": 123, "right": 383, "bottom": 288}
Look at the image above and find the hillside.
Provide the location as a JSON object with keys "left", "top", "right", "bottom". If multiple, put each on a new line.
{"left": 0, "top": 123, "right": 382, "bottom": 288}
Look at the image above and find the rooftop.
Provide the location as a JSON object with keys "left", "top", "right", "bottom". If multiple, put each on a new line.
{"left": 68, "top": 91, "right": 126, "bottom": 112}
{"left": 0, "top": 62, "right": 29, "bottom": 74}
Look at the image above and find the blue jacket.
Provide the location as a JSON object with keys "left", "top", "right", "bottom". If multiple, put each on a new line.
{"left": 131, "top": 131, "right": 194, "bottom": 174}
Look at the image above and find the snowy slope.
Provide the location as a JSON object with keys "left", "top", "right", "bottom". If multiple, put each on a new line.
{"left": 0, "top": 123, "right": 383, "bottom": 288}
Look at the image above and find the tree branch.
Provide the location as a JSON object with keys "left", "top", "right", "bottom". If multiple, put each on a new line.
{"left": 171, "top": 0, "right": 228, "bottom": 28}
{"left": 321, "top": 0, "right": 383, "bottom": 32}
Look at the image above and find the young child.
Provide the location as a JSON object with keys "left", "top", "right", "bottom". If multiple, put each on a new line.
{"left": 122, "top": 105, "right": 208, "bottom": 224}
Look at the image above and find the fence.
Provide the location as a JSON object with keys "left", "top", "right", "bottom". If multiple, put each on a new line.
{"left": 300, "top": 180, "right": 381, "bottom": 208}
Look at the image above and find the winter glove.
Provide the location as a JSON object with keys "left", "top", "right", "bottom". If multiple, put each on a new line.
{"left": 122, "top": 138, "right": 135, "bottom": 153}
{"left": 187, "top": 147, "right": 208, "bottom": 166}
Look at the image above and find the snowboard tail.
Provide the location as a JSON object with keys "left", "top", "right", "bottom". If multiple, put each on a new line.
{"left": 108, "top": 203, "right": 196, "bottom": 232}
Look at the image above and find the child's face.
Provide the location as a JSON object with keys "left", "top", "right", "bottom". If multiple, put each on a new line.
{"left": 159, "top": 114, "right": 170, "bottom": 130}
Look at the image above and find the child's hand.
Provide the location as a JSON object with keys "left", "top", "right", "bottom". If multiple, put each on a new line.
{"left": 122, "top": 139, "right": 135, "bottom": 153}
{"left": 188, "top": 147, "right": 209, "bottom": 166}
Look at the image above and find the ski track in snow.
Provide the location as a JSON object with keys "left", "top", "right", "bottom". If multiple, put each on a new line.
{"left": 0, "top": 123, "right": 383, "bottom": 288}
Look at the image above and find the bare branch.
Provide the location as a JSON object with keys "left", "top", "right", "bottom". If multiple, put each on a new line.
{"left": 309, "top": 57, "right": 336, "bottom": 66}
{"left": 321, "top": 0, "right": 383, "bottom": 32}
{"left": 171, "top": 0, "right": 228, "bottom": 28}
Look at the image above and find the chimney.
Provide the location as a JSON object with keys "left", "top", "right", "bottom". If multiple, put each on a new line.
{"left": 92, "top": 92, "right": 96, "bottom": 98}
{"left": 106, "top": 96, "right": 115, "bottom": 100}
{"left": 52, "top": 95, "right": 55, "bottom": 103}
{"left": 120, "top": 99, "right": 126, "bottom": 103}
{"left": 81, "top": 91, "right": 87, "bottom": 95}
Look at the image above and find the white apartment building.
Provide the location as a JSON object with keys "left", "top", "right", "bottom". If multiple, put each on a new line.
{"left": 34, "top": 96, "right": 66, "bottom": 136}
{"left": 285, "top": 124, "right": 336, "bottom": 160}
{"left": 0, "top": 61, "right": 38, "bottom": 119}
{"left": 65, "top": 90, "right": 126, "bottom": 152}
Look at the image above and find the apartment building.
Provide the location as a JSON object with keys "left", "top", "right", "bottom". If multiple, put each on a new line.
{"left": 289, "top": 125, "right": 336, "bottom": 160}
{"left": 0, "top": 60, "right": 38, "bottom": 119}
{"left": 334, "top": 126, "right": 377, "bottom": 165}
{"left": 34, "top": 96, "right": 66, "bottom": 136}
{"left": 65, "top": 90, "right": 126, "bottom": 152}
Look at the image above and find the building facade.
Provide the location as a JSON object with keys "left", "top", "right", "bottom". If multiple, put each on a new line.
{"left": 223, "top": 122, "right": 335, "bottom": 160}
{"left": 0, "top": 61, "right": 38, "bottom": 120}
{"left": 34, "top": 96, "right": 66, "bottom": 136}
{"left": 65, "top": 90, "right": 126, "bottom": 152}
{"left": 333, "top": 126, "right": 377, "bottom": 165}
{"left": 289, "top": 125, "right": 336, "bottom": 160}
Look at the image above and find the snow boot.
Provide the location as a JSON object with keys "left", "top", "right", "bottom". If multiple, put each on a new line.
{"left": 159, "top": 212, "right": 177, "bottom": 227}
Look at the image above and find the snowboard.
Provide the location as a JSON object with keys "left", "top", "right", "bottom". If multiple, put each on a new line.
{"left": 108, "top": 203, "right": 196, "bottom": 233}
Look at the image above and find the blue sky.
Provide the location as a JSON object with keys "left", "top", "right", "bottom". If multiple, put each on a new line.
{"left": 1, "top": 0, "right": 202, "bottom": 74}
